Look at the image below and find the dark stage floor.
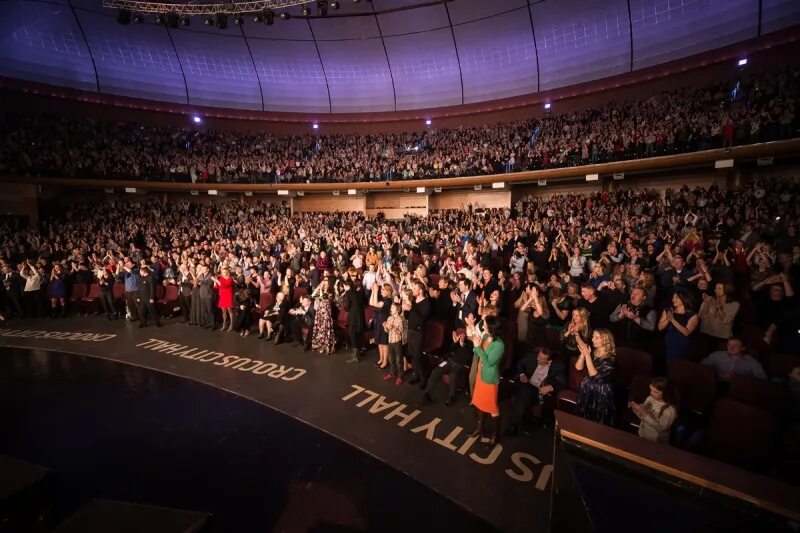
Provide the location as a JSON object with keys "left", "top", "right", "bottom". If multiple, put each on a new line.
{"left": 0, "top": 317, "right": 553, "bottom": 532}
{"left": 0, "top": 348, "right": 496, "bottom": 531}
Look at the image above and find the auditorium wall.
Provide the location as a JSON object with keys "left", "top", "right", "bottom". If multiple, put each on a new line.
{"left": 365, "top": 192, "right": 428, "bottom": 219}
{"left": 428, "top": 190, "right": 511, "bottom": 210}
{"left": 292, "top": 194, "right": 366, "bottom": 214}
{"left": 3, "top": 40, "right": 796, "bottom": 136}
{"left": 0, "top": 183, "right": 38, "bottom": 222}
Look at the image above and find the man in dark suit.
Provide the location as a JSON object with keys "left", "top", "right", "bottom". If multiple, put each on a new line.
{"left": 419, "top": 330, "right": 473, "bottom": 406}
{"left": 341, "top": 280, "right": 366, "bottom": 363}
{"left": 506, "top": 347, "right": 566, "bottom": 435}
{"left": 137, "top": 266, "right": 161, "bottom": 328}
{"left": 288, "top": 295, "right": 315, "bottom": 351}
{"left": 451, "top": 278, "right": 479, "bottom": 327}
{"left": 197, "top": 266, "right": 216, "bottom": 329}
{"left": 2, "top": 264, "right": 24, "bottom": 318}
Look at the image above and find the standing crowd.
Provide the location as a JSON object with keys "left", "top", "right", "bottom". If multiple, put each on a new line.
{"left": 0, "top": 177, "right": 799, "bottom": 471}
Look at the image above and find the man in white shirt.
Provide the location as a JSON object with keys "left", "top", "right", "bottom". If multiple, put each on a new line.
{"left": 19, "top": 261, "right": 44, "bottom": 318}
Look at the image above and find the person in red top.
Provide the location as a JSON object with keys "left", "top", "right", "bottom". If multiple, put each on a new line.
{"left": 214, "top": 267, "right": 235, "bottom": 332}
{"left": 723, "top": 119, "right": 735, "bottom": 150}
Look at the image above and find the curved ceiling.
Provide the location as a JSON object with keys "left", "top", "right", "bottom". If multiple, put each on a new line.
{"left": 2, "top": 0, "right": 800, "bottom": 114}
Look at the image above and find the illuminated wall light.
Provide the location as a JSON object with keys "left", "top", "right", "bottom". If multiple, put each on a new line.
{"left": 192, "top": 115, "right": 202, "bottom": 124}
{"left": 425, "top": 119, "right": 432, "bottom": 126}
{"left": 544, "top": 103, "right": 551, "bottom": 110}
{"left": 347, "top": 189, "right": 357, "bottom": 195}
{"left": 738, "top": 58, "right": 748, "bottom": 66}
{"left": 416, "top": 187, "right": 425, "bottom": 193}
{"left": 312, "top": 123, "right": 319, "bottom": 130}
{"left": 585, "top": 174, "right": 599, "bottom": 181}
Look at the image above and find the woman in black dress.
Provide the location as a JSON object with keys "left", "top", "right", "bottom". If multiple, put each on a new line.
{"left": 97, "top": 268, "right": 117, "bottom": 320}
{"left": 370, "top": 282, "right": 393, "bottom": 369}
{"left": 575, "top": 329, "right": 617, "bottom": 426}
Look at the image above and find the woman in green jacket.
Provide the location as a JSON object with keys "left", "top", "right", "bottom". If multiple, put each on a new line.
{"left": 467, "top": 315, "right": 505, "bottom": 448}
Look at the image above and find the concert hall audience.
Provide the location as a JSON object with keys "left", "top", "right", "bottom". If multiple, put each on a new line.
{"left": 0, "top": 66, "right": 797, "bottom": 184}
{"left": 0, "top": 175, "right": 798, "bottom": 469}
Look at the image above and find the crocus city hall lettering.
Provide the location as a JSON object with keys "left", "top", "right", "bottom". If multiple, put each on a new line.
{"left": 135, "top": 338, "right": 306, "bottom": 381}
{"left": 343, "top": 385, "right": 553, "bottom": 490}
{"left": 0, "top": 329, "right": 116, "bottom": 342}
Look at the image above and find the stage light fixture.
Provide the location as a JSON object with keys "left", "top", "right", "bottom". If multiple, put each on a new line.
{"left": 302, "top": 6, "right": 311, "bottom": 16}
{"left": 167, "top": 13, "right": 180, "bottom": 28}
{"left": 132, "top": 13, "right": 143, "bottom": 23}
{"left": 280, "top": 11, "right": 291, "bottom": 19}
{"left": 330, "top": 1, "right": 339, "bottom": 9}
{"left": 216, "top": 14, "right": 228, "bottom": 28}
{"left": 253, "top": 14, "right": 263, "bottom": 22}
{"left": 180, "top": 15, "right": 190, "bottom": 26}
{"left": 233, "top": 15, "right": 244, "bottom": 25}
{"left": 117, "top": 9, "right": 131, "bottom": 24}
{"left": 154, "top": 12, "right": 165, "bottom": 24}
{"left": 265, "top": 10, "right": 274, "bottom": 24}
{"left": 204, "top": 16, "right": 214, "bottom": 25}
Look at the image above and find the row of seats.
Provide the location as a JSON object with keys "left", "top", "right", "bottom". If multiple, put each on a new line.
{"left": 556, "top": 350, "right": 799, "bottom": 468}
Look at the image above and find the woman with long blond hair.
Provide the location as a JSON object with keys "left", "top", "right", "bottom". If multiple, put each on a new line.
{"left": 575, "top": 329, "right": 617, "bottom": 426}
{"left": 561, "top": 307, "right": 591, "bottom": 357}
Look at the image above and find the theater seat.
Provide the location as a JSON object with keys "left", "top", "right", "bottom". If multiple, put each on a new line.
{"left": 556, "top": 356, "right": 585, "bottom": 415}
{"left": 421, "top": 321, "right": 445, "bottom": 356}
{"left": 112, "top": 283, "right": 125, "bottom": 313}
{"left": 292, "top": 286, "right": 307, "bottom": 304}
{"left": 68, "top": 283, "right": 87, "bottom": 313}
{"left": 728, "top": 375, "right": 789, "bottom": 413}
{"left": 667, "top": 360, "right": 716, "bottom": 418}
{"left": 79, "top": 283, "right": 102, "bottom": 314}
{"left": 545, "top": 328, "right": 562, "bottom": 351}
{"left": 621, "top": 375, "right": 653, "bottom": 433}
{"left": 156, "top": 285, "right": 180, "bottom": 317}
{"left": 613, "top": 347, "right": 653, "bottom": 389}
{"left": 707, "top": 398, "right": 776, "bottom": 467}
{"left": 768, "top": 353, "right": 800, "bottom": 380}
{"left": 740, "top": 324, "right": 773, "bottom": 361}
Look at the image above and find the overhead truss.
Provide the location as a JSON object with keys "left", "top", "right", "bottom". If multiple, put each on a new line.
{"left": 102, "top": 0, "right": 311, "bottom": 15}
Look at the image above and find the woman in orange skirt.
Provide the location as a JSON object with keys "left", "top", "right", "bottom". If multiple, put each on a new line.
{"left": 466, "top": 315, "right": 505, "bottom": 449}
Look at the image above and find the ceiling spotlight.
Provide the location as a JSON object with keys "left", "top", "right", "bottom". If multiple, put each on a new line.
{"left": 280, "top": 11, "right": 291, "bottom": 20}
{"left": 154, "top": 13, "right": 165, "bottom": 24}
{"left": 216, "top": 14, "right": 228, "bottom": 29}
{"left": 132, "top": 13, "right": 143, "bottom": 23}
{"left": 233, "top": 15, "right": 244, "bottom": 25}
{"left": 253, "top": 14, "right": 263, "bottom": 22}
{"left": 204, "top": 16, "right": 214, "bottom": 25}
{"left": 330, "top": 1, "right": 339, "bottom": 9}
{"left": 117, "top": 9, "right": 131, "bottom": 25}
{"left": 425, "top": 119, "right": 432, "bottom": 126}
{"left": 265, "top": 11, "right": 274, "bottom": 24}
{"left": 179, "top": 15, "right": 190, "bottom": 26}
{"left": 302, "top": 6, "right": 311, "bottom": 16}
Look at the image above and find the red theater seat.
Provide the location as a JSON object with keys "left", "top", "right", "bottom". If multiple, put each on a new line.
{"left": 667, "top": 360, "right": 716, "bottom": 418}
{"left": 421, "top": 321, "right": 445, "bottom": 356}
{"left": 621, "top": 375, "right": 653, "bottom": 432}
{"left": 707, "top": 398, "right": 776, "bottom": 466}
{"left": 78, "top": 283, "right": 102, "bottom": 313}
{"left": 556, "top": 356, "right": 586, "bottom": 414}
{"left": 156, "top": 284, "right": 180, "bottom": 317}
{"left": 728, "top": 375, "right": 789, "bottom": 413}
{"left": 613, "top": 347, "right": 653, "bottom": 389}
{"left": 292, "top": 286, "right": 307, "bottom": 304}
{"left": 768, "top": 353, "right": 800, "bottom": 380}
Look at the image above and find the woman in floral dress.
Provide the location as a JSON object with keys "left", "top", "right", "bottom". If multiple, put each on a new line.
{"left": 311, "top": 277, "right": 336, "bottom": 355}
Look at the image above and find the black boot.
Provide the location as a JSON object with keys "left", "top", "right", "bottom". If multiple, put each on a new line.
{"left": 488, "top": 414, "right": 502, "bottom": 449}
{"left": 60, "top": 305, "right": 66, "bottom": 318}
{"left": 346, "top": 348, "right": 360, "bottom": 363}
{"left": 469, "top": 409, "right": 486, "bottom": 438}
{"left": 273, "top": 325, "right": 284, "bottom": 345}
{"left": 50, "top": 308, "right": 57, "bottom": 320}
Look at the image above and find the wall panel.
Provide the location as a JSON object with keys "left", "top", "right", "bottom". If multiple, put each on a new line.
{"left": 429, "top": 190, "right": 511, "bottom": 210}
{"left": 365, "top": 193, "right": 428, "bottom": 219}
{"left": 0, "top": 1, "right": 96, "bottom": 91}
{"left": 293, "top": 195, "right": 366, "bottom": 213}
